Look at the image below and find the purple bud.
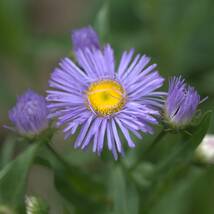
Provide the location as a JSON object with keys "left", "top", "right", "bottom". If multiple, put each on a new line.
{"left": 164, "top": 76, "right": 201, "bottom": 127}
{"left": 9, "top": 90, "right": 49, "bottom": 136}
{"left": 71, "top": 26, "right": 100, "bottom": 51}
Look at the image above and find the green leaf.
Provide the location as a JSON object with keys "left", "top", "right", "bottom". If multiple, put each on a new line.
{"left": 140, "top": 111, "right": 212, "bottom": 212}
{"left": 94, "top": 1, "right": 109, "bottom": 42}
{"left": 158, "top": 111, "right": 212, "bottom": 172}
{"left": 184, "top": 111, "right": 212, "bottom": 152}
{"left": 0, "top": 137, "right": 16, "bottom": 169}
{"left": 38, "top": 144, "right": 106, "bottom": 214}
{"left": 109, "top": 166, "right": 127, "bottom": 214}
{"left": 126, "top": 180, "right": 139, "bottom": 214}
{"left": 148, "top": 167, "right": 203, "bottom": 214}
{"left": 108, "top": 166, "right": 139, "bottom": 214}
{"left": 0, "top": 142, "right": 42, "bottom": 213}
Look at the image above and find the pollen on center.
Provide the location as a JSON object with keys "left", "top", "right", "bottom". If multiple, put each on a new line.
{"left": 86, "top": 79, "right": 126, "bottom": 116}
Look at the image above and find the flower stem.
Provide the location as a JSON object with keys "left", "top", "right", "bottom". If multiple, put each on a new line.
{"left": 45, "top": 142, "right": 69, "bottom": 169}
{"left": 129, "top": 129, "right": 167, "bottom": 171}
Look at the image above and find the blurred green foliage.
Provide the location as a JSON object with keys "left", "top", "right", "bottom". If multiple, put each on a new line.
{"left": 0, "top": 0, "right": 214, "bottom": 213}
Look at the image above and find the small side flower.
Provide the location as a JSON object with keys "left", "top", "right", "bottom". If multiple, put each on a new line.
{"left": 71, "top": 26, "right": 100, "bottom": 51}
{"left": 8, "top": 90, "right": 49, "bottom": 137}
{"left": 163, "top": 76, "right": 201, "bottom": 129}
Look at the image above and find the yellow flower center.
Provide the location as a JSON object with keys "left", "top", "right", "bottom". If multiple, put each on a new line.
{"left": 86, "top": 80, "right": 126, "bottom": 116}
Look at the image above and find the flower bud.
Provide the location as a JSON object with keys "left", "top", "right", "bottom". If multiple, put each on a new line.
{"left": 9, "top": 90, "right": 48, "bottom": 137}
{"left": 164, "top": 76, "right": 200, "bottom": 128}
{"left": 71, "top": 26, "right": 100, "bottom": 51}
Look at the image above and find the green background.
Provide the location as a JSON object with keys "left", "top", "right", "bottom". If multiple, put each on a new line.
{"left": 0, "top": 0, "right": 214, "bottom": 213}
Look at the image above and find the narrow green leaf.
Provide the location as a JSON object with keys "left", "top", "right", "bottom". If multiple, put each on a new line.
{"left": 109, "top": 166, "right": 139, "bottom": 214}
{"left": 0, "top": 142, "right": 42, "bottom": 213}
{"left": 109, "top": 166, "right": 127, "bottom": 214}
{"left": 94, "top": 1, "right": 109, "bottom": 41}
{"left": 0, "top": 137, "right": 16, "bottom": 169}
{"left": 126, "top": 182, "right": 139, "bottom": 214}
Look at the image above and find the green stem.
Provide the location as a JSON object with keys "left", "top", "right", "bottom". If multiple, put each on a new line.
{"left": 129, "top": 129, "right": 167, "bottom": 172}
{"left": 45, "top": 142, "right": 70, "bottom": 169}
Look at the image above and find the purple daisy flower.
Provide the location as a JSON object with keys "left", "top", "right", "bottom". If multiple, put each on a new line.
{"left": 72, "top": 26, "right": 100, "bottom": 51}
{"left": 164, "top": 76, "right": 201, "bottom": 128}
{"left": 9, "top": 90, "right": 49, "bottom": 136}
{"left": 47, "top": 37, "right": 165, "bottom": 159}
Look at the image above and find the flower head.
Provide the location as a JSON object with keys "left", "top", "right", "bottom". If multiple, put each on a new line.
{"left": 9, "top": 90, "right": 49, "bottom": 136}
{"left": 164, "top": 76, "right": 200, "bottom": 128}
{"left": 72, "top": 26, "right": 100, "bottom": 51}
{"left": 47, "top": 30, "right": 164, "bottom": 159}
